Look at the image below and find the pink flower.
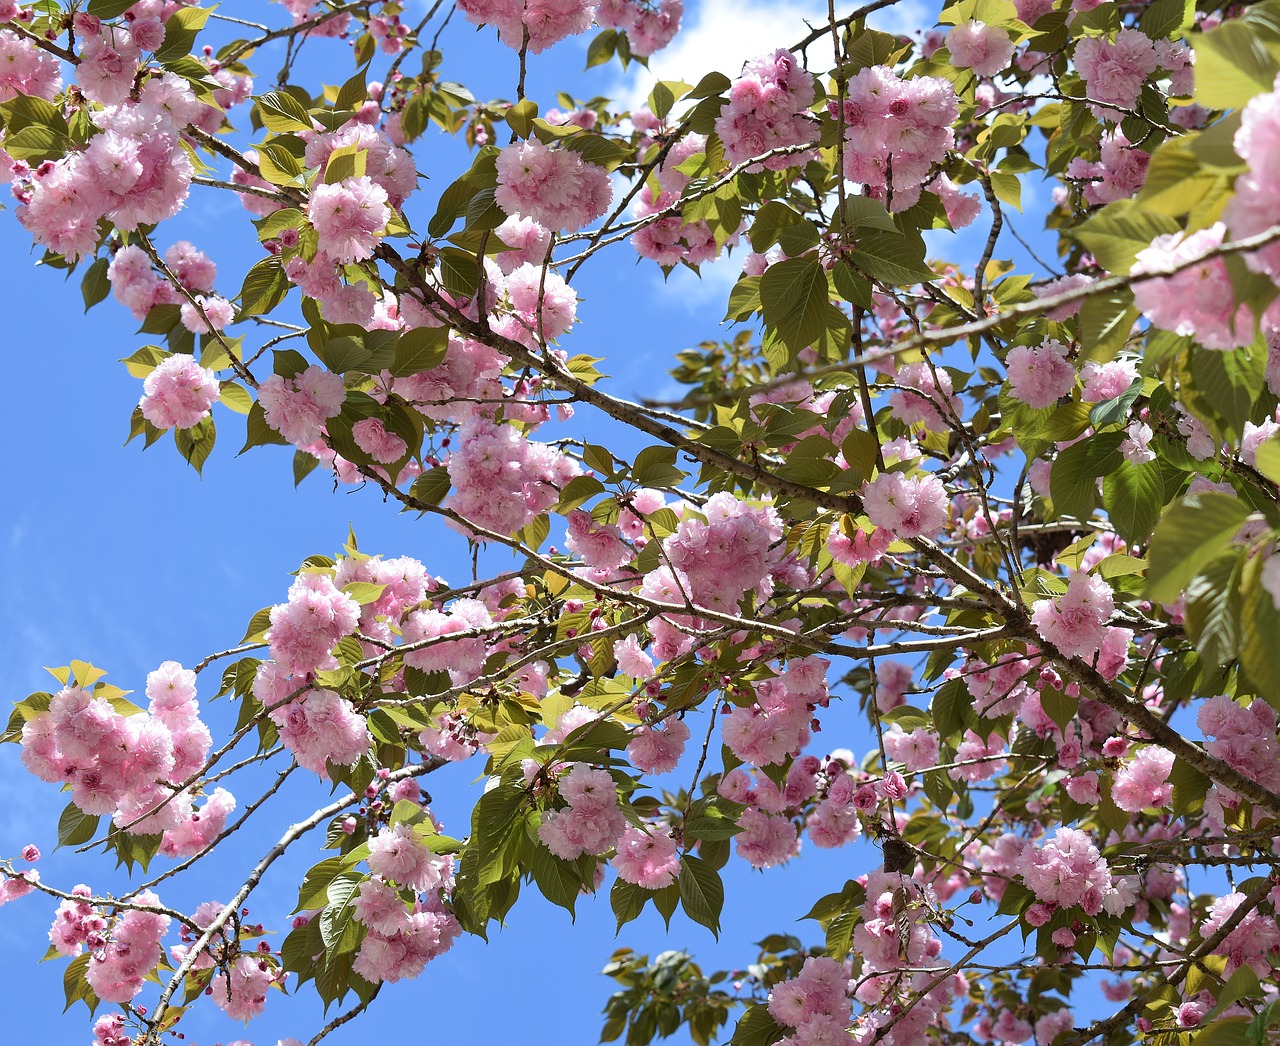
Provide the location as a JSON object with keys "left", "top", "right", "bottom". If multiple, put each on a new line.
{"left": 735, "top": 807, "right": 798, "bottom": 868}
{"left": 1132, "top": 223, "right": 1253, "bottom": 350}
{"left": 353, "top": 417, "right": 409, "bottom": 463}
{"left": 1030, "top": 570, "right": 1115, "bottom": 659}
{"left": 306, "top": 176, "right": 390, "bottom": 263}
{"left": 862, "top": 472, "right": 948, "bottom": 539}
{"left": 1110, "top": 745, "right": 1174, "bottom": 812}
{"left": 456, "top": 0, "right": 596, "bottom": 53}
{"left": 495, "top": 139, "right": 612, "bottom": 232}
{"left": 1005, "top": 338, "right": 1075, "bottom": 408}
{"left": 613, "top": 635, "right": 655, "bottom": 678}
{"left": 715, "top": 49, "right": 820, "bottom": 171}
{"left": 368, "top": 823, "right": 451, "bottom": 891}
{"left": 139, "top": 355, "right": 220, "bottom": 430}
{"left": 835, "top": 66, "right": 958, "bottom": 211}
{"left": 1018, "top": 827, "right": 1112, "bottom": 915}
{"left": 1074, "top": 29, "right": 1158, "bottom": 119}
{"left": 611, "top": 824, "right": 681, "bottom": 889}
{"left": 258, "top": 365, "right": 346, "bottom": 447}
{"left": 946, "top": 21, "right": 1015, "bottom": 77}
{"left": 626, "top": 718, "right": 689, "bottom": 774}
{"left": 1080, "top": 359, "right": 1138, "bottom": 402}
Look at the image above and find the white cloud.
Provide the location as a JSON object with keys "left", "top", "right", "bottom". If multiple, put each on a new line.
{"left": 865, "top": 0, "right": 937, "bottom": 36}
{"left": 614, "top": 0, "right": 833, "bottom": 110}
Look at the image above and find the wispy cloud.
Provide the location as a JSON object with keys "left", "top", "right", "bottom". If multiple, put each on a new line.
{"left": 613, "top": 0, "right": 834, "bottom": 110}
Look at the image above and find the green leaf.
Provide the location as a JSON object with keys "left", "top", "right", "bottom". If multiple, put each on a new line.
{"left": 390, "top": 326, "right": 449, "bottom": 377}
{"left": 237, "top": 257, "right": 290, "bottom": 318}
{"left": 585, "top": 29, "right": 618, "bottom": 69}
{"left": 1185, "top": 551, "right": 1245, "bottom": 668}
{"left": 57, "top": 803, "right": 99, "bottom": 849}
{"left": 1240, "top": 552, "right": 1280, "bottom": 708}
{"left": 1040, "top": 687, "right": 1079, "bottom": 734}
{"left": 240, "top": 400, "right": 290, "bottom": 453}
{"left": 409, "top": 467, "right": 451, "bottom": 507}
{"left": 81, "top": 258, "right": 111, "bottom": 312}
{"left": 89, "top": 0, "right": 141, "bottom": 17}
{"left": 155, "top": 5, "right": 212, "bottom": 64}
{"left": 841, "top": 195, "right": 899, "bottom": 232}
{"left": 1191, "top": 1017, "right": 1251, "bottom": 1046}
{"left": 439, "top": 247, "right": 479, "bottom": 297}
{"left": 1078, "top": 288, "right": 1138, "bottom": 362}
{"left": 1102, "top": 459, "right": 1163, "bottom": 545}
{"left": 854, "top": 230, "right": 937, "bottom": 285}
{"left": 2, "top": 123, "right": 70, "bottom": 163}
{"left": 335, "top": 67, "right": 368, "bottom": 113}
{"left": 1137, "top": 136, "right": 1227, "bottom": 218}
{"left": 1194, "top": 16, "right": 1280, "bottom": 110}
{"left": 1145, "top": 493, "right": 1251, "bottom": 603}
{"left": 677, "top": 855, "right": 723, "bottom": 936}
{"left": 174, "top": 415, "right": 216, "bottom": 475}
{"left": 295, "top": 855, "right": 352, "bottom": 912}
{"left": 611, "top": 877, "right": 649, "bottom": 931}
{"left": 62, "top": 954, "right": 97, "bottom": 1014}
{"left": 1074, "top": 200, "right": 1180, "bottom": 275}
{"left": 254, "top": 142, "right": 304, "bottom": 185}
{"left": 1254, "top": 435, "right": 1280, "bottom": 484}
{"left": 1192, "top": 345, "right": 1266, "bottom": 441}
{"left": 320, "top": 873, "right": 366, "bottom": 954}
{"left": 323, "top": 142, "right": 367, "bottom": 183}
{"left": 688, "top": 71, "right": 731, "bottom": 98}
{"left": 1089, "top": 378, "right": 1143, "bottom": 427}
{"left": 931, "top": 677, "right": 972, "bottom": 740}
{"left": 505, "top": 99, "right": 538, "bottom": 139}
{"left": 529, "top": 845, "right": 586, "bottom": 915}
{"left": 749, "top": 202, "right": 805, "bottom": 252}
{"left": 759, "top": 257, "right": 831, "bottom": 353}
{"left": 631, "top": 445, "right": 686, "bottom": 486}
{"left": 1140, "top": 0, "right": 1194, "bottom": 38}
{"left": 1050, "top": 431, "right": 1126, "bottom": 521}
{"left": 729, "top": 1005, "right": 785, "bottom": 1046}
{"left": 989, "top": 170, "right": 1022, "bottom": 211}
{"left": 648, "top": 80, "right": 690, "bottom": 121}
{"left": 257, "top": 90, "right": 314, "bottom": 133}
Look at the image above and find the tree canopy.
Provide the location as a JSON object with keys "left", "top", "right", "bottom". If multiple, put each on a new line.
{"left": 4, "top": 0, "right": 1280, "bottom": 1044}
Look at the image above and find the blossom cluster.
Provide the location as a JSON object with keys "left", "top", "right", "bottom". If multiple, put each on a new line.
{"left": 538, "top": 763, "right": 628, "bottom": 859}
{"left": 16, "top": 75, "right": 206, "bottom": 261}
{"left": 19, "top": 663, "right": 227, "bottom": 856}
{"left": 715, "top": 49, "right": 820, "bottom": 171}
{"left": 832, "top": 65, "right": 959, "bottom": 210}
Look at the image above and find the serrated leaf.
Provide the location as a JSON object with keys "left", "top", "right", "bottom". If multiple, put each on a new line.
{"left": 257, "top": 90, "right": 314, "bottom": 133}
{"left": 729, "top": 1005, "right": 785, "bottom": 1046}
{"left": 237, "top": 257, "right": 290, "bottom": 318}
{"left": 1050, "top": 431, "right": 1125, "bottom": 521}
{"left": 155, "top": 4, "right": 212, "bottom": 64}
{"left": 1145, "top": 493, "right": 1251, "bottom": 603}
{"left": 1240, "top": 552, "right": 1280, "bottom": 707}
{"left": 57, "top": 803, "right": 99, "bottom": 849}
{"left": 677, "top": 855, "right": 723, "bottom": 936}
{"left": 760, "top": 257, "right": 830, "bottom": 352}
{"left": 1102, "top": 459, "right": 1163, "bottom": 544}
{"left": 611, "top": 877, "right": 649, "bottom": 932}
{"left": 81, "top": 258, "right": 110, "bottom": 312}
{"left": 1074, "top": 200, "right": 1180, "bottom": 275}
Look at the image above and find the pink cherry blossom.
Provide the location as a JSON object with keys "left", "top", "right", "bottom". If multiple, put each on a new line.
{"left": 139, "top": 355, "right": 220, "bottom": 431}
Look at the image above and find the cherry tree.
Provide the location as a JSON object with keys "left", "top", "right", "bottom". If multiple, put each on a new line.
{"left": 2, "top": 0, "right": 1280, "bottom": 1044}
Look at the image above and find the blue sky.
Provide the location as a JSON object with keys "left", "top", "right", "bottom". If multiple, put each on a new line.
{"left": 0, "top": 2, "right": 956, "bottom": 1044}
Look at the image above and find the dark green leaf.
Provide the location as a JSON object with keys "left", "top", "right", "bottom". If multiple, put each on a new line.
{"left": 1145, "top": 493, "right": 1251, "bottom": 603}
{"left": 57, "top": 803, "right": 99, "bottom": 849}
{"left": 677, "top": 855, "right": 723, "bottom": 936}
